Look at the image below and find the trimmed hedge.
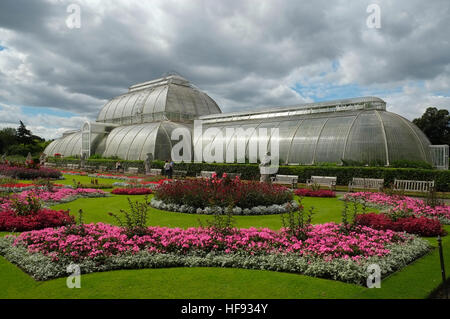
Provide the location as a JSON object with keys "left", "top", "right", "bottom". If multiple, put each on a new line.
{"left": 46, "top": 158, "right": 450, "bottom": 192}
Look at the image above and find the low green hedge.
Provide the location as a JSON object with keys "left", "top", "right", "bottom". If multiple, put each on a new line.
{"left": 46, "top": 158, "right": 450, "bottom": 191}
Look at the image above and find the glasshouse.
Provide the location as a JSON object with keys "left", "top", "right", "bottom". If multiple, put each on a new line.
{"left": 45, "top": 75, "right": 435, "bottom": 165}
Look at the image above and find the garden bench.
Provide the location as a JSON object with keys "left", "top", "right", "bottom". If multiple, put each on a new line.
{"left": 147, "top": 168, "right": 162, "bottom": 176}
{"left": 98, "top": 166, "right": 108, "bottom": 172}
{"left": 197, "top": 171, "right": 216, "bottom": 178}
{"left": 394, "top": 179, "right": 435, "bottom": 193}
{"left": 126, "top": 167, "right": 140, "bottom": 174}
{"left": 348, "top": 178, "right": 384, "bottom": 192}
{"left": 43, "top": 163, "right": 56, "bottom": 168}
{"left": 67, "top": 163, "right": 80, "bottom": 169}
{"left": 271, "top": 174, "right": 298, "bottom": 188}
{"left": 172, "top": 170, "right": 187, "bottom": 178}
{"left": 306, "top": 176, "right": 337, "bottom": 190}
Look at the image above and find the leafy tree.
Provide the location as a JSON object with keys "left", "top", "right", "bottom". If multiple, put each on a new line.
{"left": 0, "top": 127, "right": 17, "bottom": 154}
{"left": 413, "top": 107, "right": 450, "bottom": 145}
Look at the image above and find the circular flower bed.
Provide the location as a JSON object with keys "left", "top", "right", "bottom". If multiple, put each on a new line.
{"left": 152, "top": 175, "right": 294, "bottom": 215}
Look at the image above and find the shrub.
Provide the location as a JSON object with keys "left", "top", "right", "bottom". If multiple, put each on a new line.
{"left": 108, "top": 196, "right": 151, "bottom": 237}
{"left": 0, "top": 208, "right": 73, "bottom": 232}
{"left": 355, "top": 213, "right": 445, "bottom": 237}
{"left": 294, "top": 188, "right": 336, "bottom": 198}
{"left": 0, "top": 164, "right": 61, "bottom": 179}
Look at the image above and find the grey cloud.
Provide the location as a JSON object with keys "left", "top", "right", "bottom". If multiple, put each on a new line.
{"left": 0, "top": 0, "right": 448, "bottom": 126}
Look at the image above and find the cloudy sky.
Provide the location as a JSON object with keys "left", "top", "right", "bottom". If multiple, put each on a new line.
{"left": 0, "top": 0, "right": 449, "bottom": 139}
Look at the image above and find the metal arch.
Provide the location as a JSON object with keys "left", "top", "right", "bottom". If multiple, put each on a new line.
{"left": 129, "top": 88, "right": 152, "bottom": 121}
{"left": 113, "top": 93, "right": 134, "bottom": 120}
{"left": 138, "top": 122, "right": 162, "bottom": 159}
{"left": 312, "top": 118, "right": 330, "bottom": 164}
{"left": 103, "top": 125, "right": 129, "bottom": 155}
{"left": 150, "top": 85, "right": 168, "bottom": 114}
{"left": 111, "top": 125, "right": 140, "bottom": 157}
{"left": 342, "top": 111, "right": 363, "bottom": 160}
{"left": 104, "top": 97, "right": 123, "bottom": 122}
{"left": 159, "top": 121, "right": 175, "bottom": 157}
{"left": 61, "top": 133, "right": 79, "bottom": 156}
{"left": 374, "top": 110, "right": 390, "bottom": 166}
{"left": 390, "top": 112, "right": 428, "bottom": 160}
{"left": 286, "top": 119, "right": 305, "bottom": 164}
{"left": 69, "top": 133, "right": 82, "bottom": 156}
{"left": 125, "top": 124, "right": 149, "bottom": 160}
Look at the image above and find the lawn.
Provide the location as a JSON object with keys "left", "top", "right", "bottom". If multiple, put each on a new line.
{"left": 0, "top": 174, "right": 449, "bottom": 299}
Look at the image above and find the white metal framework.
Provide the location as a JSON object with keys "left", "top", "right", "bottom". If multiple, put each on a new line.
{"left": 430, "top": 145, "right": 449, "bottom": 170}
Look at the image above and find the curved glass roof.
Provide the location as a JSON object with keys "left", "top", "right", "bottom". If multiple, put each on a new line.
{"left": 97, "top": 75, "right": 221, "bottom": 124}
{"left": 196, "top": 109, "right": 431, "bottom": 165}
{"left": 44, "top": 131, "right": 82, "bottom": 157}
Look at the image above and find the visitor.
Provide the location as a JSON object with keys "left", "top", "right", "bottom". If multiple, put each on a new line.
{"left": 163, "top": 160, "right": 171, "bottom": 178}
{"left": 259, "top": 152, "right": 271, "bottom": 183}
{"left": 169, "top": 159, "right": 174, "bottom": 179}
{"left": 115, "top": 160, "right": 122, "bottom": 172}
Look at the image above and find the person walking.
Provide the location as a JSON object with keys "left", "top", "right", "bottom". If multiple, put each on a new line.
{"left": 168, "top": 159, "right": 174, "bottom": 179}
{"left": 115, "top": 160, "right": 122, "bottom": 172}
{"left": 163, "top": 160, "right": 171, "bottom": 178}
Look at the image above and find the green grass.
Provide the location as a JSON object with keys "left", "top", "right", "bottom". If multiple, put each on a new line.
{"left": 50, "top": 195, "right": 352, "bottom": 229}
{"left": 0, "top": 174, "right": 449, "bottom": 299}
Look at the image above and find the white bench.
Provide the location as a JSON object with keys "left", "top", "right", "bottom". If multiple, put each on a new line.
{"left": 307, "top": 176, "right": 337, "bottom": 190}
{"left": 271, "top": 174, "right": 298, "bottom": 188}
{"left": 67, "top": 163, "right": 80, "bottom": 169}
{"left": 147, "top": 168, "right": 162, "bottom": 176}
{"left": 44, "top": 163, "right": 56, "bottom": 168}
{"left": 98, "top": 166, "right": 108, "bottom": 172}
{"left": 394, "top": 179, "right": 435, "bottom": 193}
{"left": 197, "top": 171, "right": 216, "bottom": 178}
{"left": 127, "top": 167, "right": 140, "bottom": 174}
{"left": 348, "top": 178, "right": 384, "bottom": 192}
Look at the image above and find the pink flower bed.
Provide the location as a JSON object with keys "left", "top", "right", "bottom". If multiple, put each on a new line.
{"left": 111, "top": 188, "right": 153, "bottom": 195}
{"left": 345, "top": 192, "right": 450, "bottom": 224}
{"left": 295, "top": 188, "right": 336, "bottom": 198}
{"left": 13, "top": 222, "right": 411, "bottom": 262}
{"left": 0, "top": 188, "right": 106, "bottom": 211}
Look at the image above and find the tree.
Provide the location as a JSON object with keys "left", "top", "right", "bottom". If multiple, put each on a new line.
{"left": 0, "top": 127, "right": 17, "bottom": 153}
{"left": 16, "top": 121, "right": 33, "bottom": 145}
{"left": 413, "top": 107, "right": 450, "bottom": 145}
